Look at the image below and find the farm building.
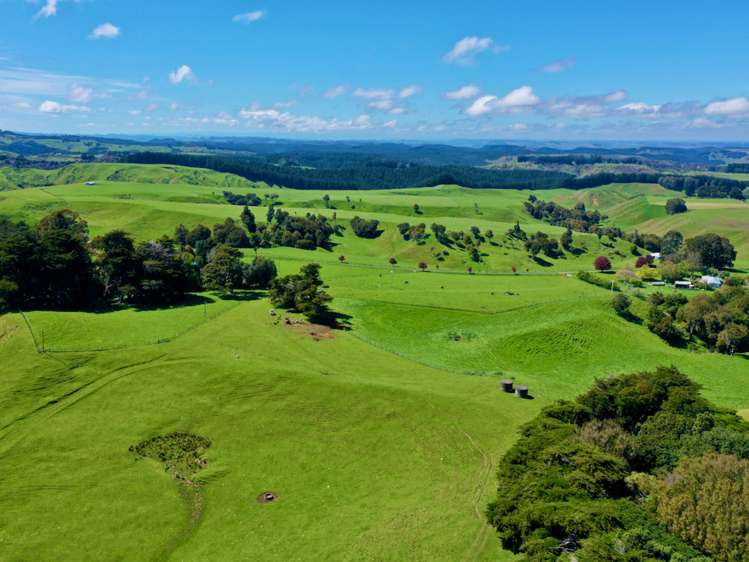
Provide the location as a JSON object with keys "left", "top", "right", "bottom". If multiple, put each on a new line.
{"left": 674, "top": 280, "right": 693, "bottom": 289}
{"left": 699, "top": 275, "right": 723, "bottom": 289}
{"left": 650, "top": 281, "right": 666, "bottom": 287}
{"left": 85, "top": 181, "right": 96, "bottom": 186}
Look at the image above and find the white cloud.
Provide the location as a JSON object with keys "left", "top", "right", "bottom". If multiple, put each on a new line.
{"left": 444, "top": 36, "right": 504, "bottom": 64}
{"left": 238, "top": 105, "right": 373, "bottom": 132}
{"left": 38, "top": 100, "right": 90, "bottom": 113}
{"left": 273, "top": 100, "right": 297, "bottom": 108}
{"left": 368, "top": 99, "right": 393, "bottom": 110}
{"left": 464, "top": 86, "right": 539, "bottom": 117}
{"left": 618, "top": 102, "right": 661, "bottom": 114}
{"left": 34, "top": 0, "right": 57, "bottom": 19}
{"left": 465, "top": 95, "right": 498, "bottom": 117}
{"left": 399, "top": 85, "right": 420, "bottom": 98}
{"left": 69, "top": 85, "right": 93, "bottom": 103}
{"left": 233, "top": 10, "right": 266, "bottom": 23}
{"left": 542, "top": 58, "right": 575, "bottom": 73}
{"left": 90, "top": 23, "right": 121, "bottom": 39}
{"left": 704, "top": 97, "right": 749, "bottom": 116}
{"left": 324, "top": 85, "right": 346, "bottom": 98}
{"left": 604, "top": 90, "right": 627, "bottom": 102}
{"left": 389, "top": 106, "right": 407, "bottom": 115}
{"left": 353, "top": 88, "right": 393, "bottom": 99}
{"left": 169, "top": 65, "right": 195, "bottom": 85}
{"left": 446, "top": 85, "right": 480, "bottom": 100}
{"left": 689, "top": 117, "right": 722, "bottom": 129}
{"left": 510, "top": 123, "right": 528, "bottom": 131}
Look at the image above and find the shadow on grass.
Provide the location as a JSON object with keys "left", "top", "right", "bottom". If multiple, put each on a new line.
{"left": 531, "top": 256, "right": 554, "bottom": 267}
{"left": 215, "top": 290, "right": 265, "bottom": 302}
{"left": 617, "top": 311, "right": 643, "bottom": 325}
{"left": 313, "top": 309, "right": 353, "bottom": 330}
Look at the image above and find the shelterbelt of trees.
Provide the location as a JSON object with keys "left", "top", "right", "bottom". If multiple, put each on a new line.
{"left": 488, "top": 367, "right": 749, "bottom": 562}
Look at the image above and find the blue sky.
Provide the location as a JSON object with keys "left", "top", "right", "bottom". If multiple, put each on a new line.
{"left": 1, "top": 0, "right": 749, "bottom": 140}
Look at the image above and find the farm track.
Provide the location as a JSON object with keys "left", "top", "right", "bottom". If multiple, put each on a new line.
{"left": 0, "top": 352, "right": 197, "bottom": 455}
{"left": 460, "top": 429, "right": 494, "bottom": 562}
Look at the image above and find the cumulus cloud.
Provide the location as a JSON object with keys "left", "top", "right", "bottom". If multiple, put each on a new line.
{"left": 90, "top": 23, "right": 121, "bottom": 39}
{"left": 465, "top": 86, "right": 539, "bottom": 117}
{"left": 233, "top": 10, "right": 266, "bottom": 23}
{"left": 239, "top": 105, "right": 373, "bottom": 132}
{"left": 169, "top": 65, "right": 195, "bottom": 85}
{"left": 324, "top": 85, "right": 346, "bottom": 98}
{"left": 446, "top": 85, "right": 480, "bottom": 100}
{"left": 542, "top": 58, "right": 575, "bottom": 73}
{"left": 444, "top": 36, "right": 505, "bottom": 64}
{"left": 34, "top": 0, "right": 57, "bottom": 19}
{"left": 704, "top": 97, "right": 749, "bottom": 116}
{"left": 38, "top": 100, "right": 90, "bottom": 113}
{"left": 399, "top": 85, "right": 420, "bottom": 98}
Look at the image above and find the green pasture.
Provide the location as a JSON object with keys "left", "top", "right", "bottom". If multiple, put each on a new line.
{"left": 1, "top": 163, "right": 748, "bottom": 561}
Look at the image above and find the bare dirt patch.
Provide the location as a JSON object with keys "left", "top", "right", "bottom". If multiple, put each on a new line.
{"left": 282, "top": 318, "right": 335, "bottom": 341}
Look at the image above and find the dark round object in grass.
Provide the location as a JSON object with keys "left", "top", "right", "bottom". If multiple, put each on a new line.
{"left": 257, "top": 491, "right": 278, "bottom": 504}
{"left": 501, "top": 380, "right": 514, "bottom": 393}
{"left": 515, "top": 385, "right": 529, "bottom": 399}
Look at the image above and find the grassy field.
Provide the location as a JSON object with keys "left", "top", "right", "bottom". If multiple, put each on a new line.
{"left": 1, "top": 164, "right": 748, "bottom": 561}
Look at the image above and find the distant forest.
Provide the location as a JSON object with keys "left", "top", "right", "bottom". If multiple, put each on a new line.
{"left": 124, "top": 152, "right": 572, "bottom": 190}
{"left": 123, "top": 152, "right": 749, "bottom": 197}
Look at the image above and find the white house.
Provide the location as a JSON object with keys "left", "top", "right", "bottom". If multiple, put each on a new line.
{"left": 700, "top": 275, "right": 723, "bottom": 289}
{"left": 648, "top": 252, "right": 662, "bottom": 260}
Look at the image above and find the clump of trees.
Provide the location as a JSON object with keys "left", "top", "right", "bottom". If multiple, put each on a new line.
{"left": 269, "top": 263, "right": 331, "bottom": 320}
{"left": 647, "top": 285, "right": 749, "bottom": 353}
{"left": 223, "top": 190, "right": 261, "bottom": 206}
{"left": 350, "top": 216, "right": 382, "bottom": 238}
{"left": 665, "top": 197, "right": 688, "bottom": 215}
{"left": 397, "top": 222, "right": 428, "bottom": 244}
{"left": 659, "top": 175, "right": 746, "bottom": 200}
{"left": 0, "top": 208, "right": 281, "bottom": 313}
{"left": 524, "top": 196, "right": 603, "bottom": 232}
{"left": 487, "top": 366, "right": 749, "bottom": 561}
{"left": 525, "top": 231, "right": 561, "bottom": 258}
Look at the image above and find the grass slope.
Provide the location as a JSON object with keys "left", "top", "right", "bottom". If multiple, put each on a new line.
{"left": 0, "top": 164, "right": 748, "bottom": 561}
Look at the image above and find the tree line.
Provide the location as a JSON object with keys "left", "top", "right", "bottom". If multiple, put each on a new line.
{"left": 124, "top": 152, "right": 572, "bottom": 190}
{"left": 487, "top": 367, "right": 749, "bottom": 561}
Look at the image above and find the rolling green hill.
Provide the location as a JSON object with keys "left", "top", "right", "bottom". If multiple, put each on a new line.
{"left": 0, "top": 163, "right": 748, "bottom": 561}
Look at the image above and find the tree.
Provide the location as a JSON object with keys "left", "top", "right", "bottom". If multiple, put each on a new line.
{"left": 561, "top": 227, "right": 573, "bottom": 251}
{"left": 661, "top": 230, "right": 684, "bottom": 258}
{"left": 612, "top": 294, "right": 631, "bottom": 316}
{"left": 35, "top": 209, "right": 94, "bottom": 309}
{"left": 388, "top": 257, "right": 397, "bottom": 265}
{"left": 135, "top": 239, "right": 195, "bottom": 305}
{"left": 716, "top": 323, "right": 749, "bottom": 355}
{"left": 418, "top": 261, "right": 428, "bottom": 271}
{"left": 655, "top": 453, "right": 749, "bottom": 562}
{"left": 186, "top": 224, "right": 211, "bottom": 247}
{"left": 665, "top": 198, "right": 688, "bottom": 215}
{"left": 242, "top": 256, "right": 277, "bottom": 289}
{"left": 174, "top": 224, "right": 188, "bottom": 247}
{"left": 413, "top": 203, "right": 422, "bottom": 215}
{"left": 685, "top": 233, "right": 736, "bottom": 270}
{"left": 322, "top": 194, "right": 331, "bottom": 209}
{"left": 91, "top": 230, "right": 140, "bottom": 302}
{"left": 594, "top": 256, "right": 612, "bottom": 271}
{"left": 269, "top": 263, "right": 332, "bottom": 320}
{"left": 201, "top": 245, "right": 243, "bottom": 292}
{"left": 350, "top": 216, "right": 381, "bottom": 238}
{"left": 240, "top": 206, "right": 257, "bottom": 233}
{"left": 338, "top": 255, "right": 346, "bottom": 263}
